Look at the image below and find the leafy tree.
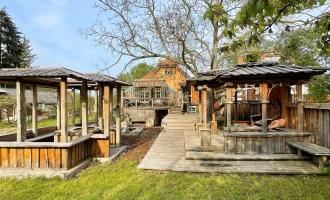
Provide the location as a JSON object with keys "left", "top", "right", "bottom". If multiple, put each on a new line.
{"left": 0, "top": 8, "right": 23, "bottom": 68}
{"left": 275, "top": 29, "right": 322, "bottom": 66}
{"left": 0, "top": 95, "right": 15, "bottom": 123}
{"left": 270, "top": 28, "right": 330, "bottom": 102}
{"left": 81, "top": 0, "right": 329, "bottom": 74}
{"left": 117, "top": 63, "right": 154, "bottom": 83}
{"left": 308, "top": 74, "right": 330, "bottom": 103}
{"left": 20, "top": 36, "right": 36, "bottom": 68}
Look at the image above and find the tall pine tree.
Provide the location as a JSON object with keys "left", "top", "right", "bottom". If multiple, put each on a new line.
{"left": 0, "top": 8, "right": 23, "bottom": 68}
{"left": 20, "top": 36, "right": 36, "bottom": 67}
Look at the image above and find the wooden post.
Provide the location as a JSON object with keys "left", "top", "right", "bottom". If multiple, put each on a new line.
{"left": 81, "top": 81, "right": 88, "bottom": 136}
{"left": 202, "top": 85, "right": 207, "bottom": 128}
{"left": 297, "top": 84, "right": 304, "bottom": 132}
{"left": 234, "top": 91, "right": 238, "bottom": 122}
{"left": 32, "top": 84, "right": 38, "bottom": 136}
{"left": 116, "top": 85, "right": 122, "bottom": 146}
{"left": 199, "top": 104, "right": 203, "bottom": 123}
{"left": 200, "top": 128, "right": 211, "bottom": 146}
{"left": 71, "top": 88, "right": 75, "bottom": 126}
{"left": 109, "top": 86, "right": 113, "bottom": 128}
{"left": 98, "top": 84, "right": 104, "bottom": 130}
{"left": 103, "top": 84, "right": 110, "bottom": 136}
{"left": 16, "top": 79, "right": 26, "bottom": 142}
{"left": 260, "top": 82, "right": 269, "bottom": 133}
{"left": 60, "top": 77, "right": 68, "bottom": 142}
{"left": 79, "top": 90, "right": 82, "bottom": 125}
{"left": 281, "top": 86, "right": 289, "bottom": 128}
{"left": 207, "top": 89, "right": 213, "bottom": 123}
{"left": 56, "top": 87, "right": 61, "bottom": 131}
{"left": 226, "top": 87, "right": 233, "bottom": 133}
{"left": 94, "top": 87, "right": 98, "bottom": 125}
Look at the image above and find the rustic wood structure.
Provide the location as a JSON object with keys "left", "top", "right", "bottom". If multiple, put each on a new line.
{"left": 0, "top": 68, "right": 130, "bottom": 171}
{"left": 121, "top": 59, "right": 199, "bottom": 126}
{"left": 187, "top": 62, "right": 329, "bottom": 158}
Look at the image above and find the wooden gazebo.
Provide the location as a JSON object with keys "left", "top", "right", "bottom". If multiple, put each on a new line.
{"left": 188, "top": 62, "right": 328, "bottom": 154}
{"left": 0, "top": 68, "right": 130, "bottom": 173}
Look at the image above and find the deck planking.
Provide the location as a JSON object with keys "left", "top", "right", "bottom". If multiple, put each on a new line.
{"left": 138, "top": 113, "right": 322, "bottom": 174}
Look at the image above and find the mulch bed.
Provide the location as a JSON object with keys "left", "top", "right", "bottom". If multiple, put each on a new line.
{"left": 120, "top": 127, "right": 162, "bottom": 163}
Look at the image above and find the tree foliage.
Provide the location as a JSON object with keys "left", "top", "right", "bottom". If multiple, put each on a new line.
{"left": 0, "top": 8, "right": 36, "bottom": 68}
{"left": 20, "top": 36, "right": 37, "bottom": 68}
{"left": 82, "top": 0, "right": 330, "bottom": 74}
{"left": 0, "top": 8, "right": 22, "bottom": 68}
{"left": 308, "top": 74, "right": 330, "bottom": 103}
{"left": 0, "top": 95, "right": 15, "bottom": 123}
{"left": 117, "top": 63, "right": 154, "bottom": 83}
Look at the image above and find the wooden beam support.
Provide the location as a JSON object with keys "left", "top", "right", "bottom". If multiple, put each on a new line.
{"left": 16, "top": 79, "right": 26, "bottom": 142}
{"left": 116, "top": 85, "right": 122, "bottom": 146}
{"left": 98, "top": 84, "right": 104, "bottom": 130}
{"left": 226, "top": 87, "right": 233, "bottom": 133}
{"left": 81, "top": 81, "right": 88, "bottom": 136}
{"left": 297, "top": 84, "right": 304, "bottom": 132}
{"left": 79, "top": 90, "right": 82, "bottom": 124}
{"left": 103, "top": 84, "right": 110, "bottom": 136}
{"left": 32, "top": 84, "right": 38, "bottom": 136}
{"left": 109, "top": 86, "right": 113, "bottom": 128}
{"left": 202, "top": 85, "right": 207, "bottom": 128}
{"left": 94, "top": 87, "right": 98, "bottom": 126}
{"left": 56, "top": 87, "right": 61, "bottom": 135}
{"left": 60, "top": 77, "right": 68, "bottom": 142}
{"left": 71, "top": 88, "right": 75, "bottom": 126}
{"left": 281, "top": 86, "right": 289, "bottom": 128}
{"left": 261, "top": 82, "right": 269, "bottom": 133}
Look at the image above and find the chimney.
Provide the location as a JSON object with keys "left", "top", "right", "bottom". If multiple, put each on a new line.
{"left": 237, "top": 55, "right": 244, "bottom": 64}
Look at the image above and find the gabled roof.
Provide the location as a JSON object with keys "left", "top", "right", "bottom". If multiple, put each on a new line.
{"left": 140, "top": 59, "right": 189, "bottom": 80}
{"left": 189, "top": 62, "right": 327, "bottom": 82}
{"left": 0, "top": 67, "right": 89, "bottom": 80}
{"left": 84, "top": 73, "right": 131, "bottom": 86}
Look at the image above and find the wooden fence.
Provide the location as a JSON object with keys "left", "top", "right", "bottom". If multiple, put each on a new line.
{"left": 231, "top": 100, "right": 260, "bottom": 121}
{"left": 286, "top": 103, "right": 330, "bottom": 148}
{"left": 0, "top": 134, "right": 113, "bottom": 170}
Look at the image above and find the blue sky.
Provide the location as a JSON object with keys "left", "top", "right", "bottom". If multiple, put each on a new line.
{"left": 1, "top": 0, "right": 125, "bottom": 76}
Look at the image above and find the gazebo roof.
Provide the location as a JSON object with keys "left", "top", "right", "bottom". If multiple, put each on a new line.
{"left": 84, "top": 73, "right": 131, "bottom": 86}
{"left": 0, "top": 67, "right": 89, "bottom": 80}
{"left": 189, "top": 62, "right": 327, "bottom": 84}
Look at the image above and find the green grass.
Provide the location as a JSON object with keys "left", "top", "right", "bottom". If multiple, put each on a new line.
{"left": 0, "top": 160, "right": 330, "bottom": 200}
{"left": 0, "top": 116, "right": 95, "bottom": 134}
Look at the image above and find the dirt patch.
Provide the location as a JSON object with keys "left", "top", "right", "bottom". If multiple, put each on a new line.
{"left": 120, "top": 127, "right": 162, "bottom": 163}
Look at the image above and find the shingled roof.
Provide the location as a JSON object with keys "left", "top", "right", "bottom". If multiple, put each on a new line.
{"left": 84, "top": 73, "right": 131, "bottom": 86}
{"left": 0, "top": 67, "right": 89, "bottom": 80}
{"left": 141, "top": 59, "right": 189, "bottom": 80}
{"left": 189, "top": 62, "right": 327, "bottom": 82}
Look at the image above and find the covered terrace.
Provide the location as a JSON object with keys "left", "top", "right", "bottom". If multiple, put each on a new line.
{"left": 0, "top": 68, "right": 130, "bottom": 177}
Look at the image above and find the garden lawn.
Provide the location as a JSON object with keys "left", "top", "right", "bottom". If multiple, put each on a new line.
{"left": 0, "top": 160, "right": 330, "bottom": 200}
{"left": 0, "top": 116, "right": 95, "bottom": 134}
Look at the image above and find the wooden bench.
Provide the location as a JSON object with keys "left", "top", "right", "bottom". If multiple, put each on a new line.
{"left": 288, "top": 142, "right": 330, "bottom": 169}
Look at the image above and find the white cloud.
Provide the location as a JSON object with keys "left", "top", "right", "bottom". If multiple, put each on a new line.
{"left": 33, "top": 13, "right": 62, "bottom": 27}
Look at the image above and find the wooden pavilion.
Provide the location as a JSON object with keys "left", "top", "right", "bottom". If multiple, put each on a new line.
{"left": 0, "top": 68, "right": 130, "bottom": 173}
{"left": 187, "top": 62, "right": 330, "bottom": 156}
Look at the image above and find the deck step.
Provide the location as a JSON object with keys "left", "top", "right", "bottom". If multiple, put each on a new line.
{"left": 186, "top": 152, "right": 312, "bottom": 161}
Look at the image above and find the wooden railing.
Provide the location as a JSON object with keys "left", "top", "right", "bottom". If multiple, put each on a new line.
{"left": 0, "top": 134, "right": 114, "bottom": 170}
{"left": 122, "top": 97, "right": 175, "bottom": 108}
{"left": 286, "top": 103, "right": 330, "bottom": 148}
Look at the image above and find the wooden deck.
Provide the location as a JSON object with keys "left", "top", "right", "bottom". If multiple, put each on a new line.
{"left": 138, "top": 113, "right": 323, "bottom": 174}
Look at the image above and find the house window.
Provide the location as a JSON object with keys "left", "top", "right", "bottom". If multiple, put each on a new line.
{"left": 140, "top": 88, "right": 150, "bottom": 99}
{"left": 164, "top": 68, "right": 173, "bottom": 75}
{"left": 154, "top": 87, "right": 161, "bottom": 98}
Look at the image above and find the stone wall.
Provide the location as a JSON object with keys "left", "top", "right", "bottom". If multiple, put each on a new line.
{"left": 123, "top": 108, "right": 155, "bottom": 127}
